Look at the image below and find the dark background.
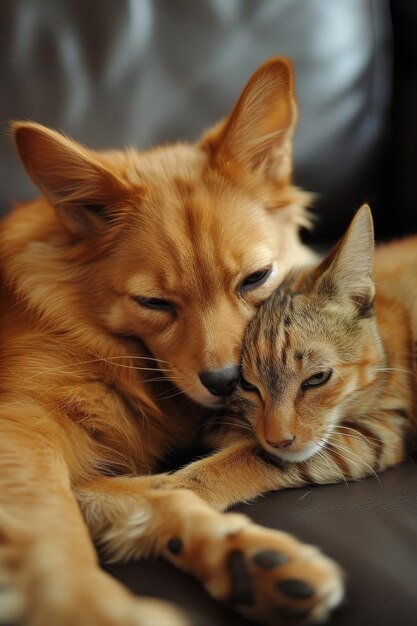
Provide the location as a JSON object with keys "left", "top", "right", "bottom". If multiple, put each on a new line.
{"left": 1, "top": 0, "right": 415, "bottom": 242}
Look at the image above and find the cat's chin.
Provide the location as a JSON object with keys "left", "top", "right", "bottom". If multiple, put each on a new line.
{"left": 264, "top": 440, "right": 324, "bottom": 464}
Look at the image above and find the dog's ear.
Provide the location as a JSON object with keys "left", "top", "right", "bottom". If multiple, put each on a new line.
{"left": 13, "top": 121, "right": 130, "bottom": 236}
{"left": 201, "top": 57, "right": 297, "bottom": 184}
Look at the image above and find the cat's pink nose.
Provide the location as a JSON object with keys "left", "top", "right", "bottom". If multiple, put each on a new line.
{"left": 266, "top": 436, "right": 295, "bottom": 449}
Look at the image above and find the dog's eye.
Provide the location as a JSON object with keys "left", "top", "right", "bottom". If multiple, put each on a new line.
{"left": 132, "top": 297, "right": 175, "bottom": 312}
{"left": 301, "top": 370, "right": 332, "bottom": 390}
{"left": 240, "top": 375, "right": 258, "bottom": 393}
{"left": 240, "top": 267, "right": 272, "bottom": 292}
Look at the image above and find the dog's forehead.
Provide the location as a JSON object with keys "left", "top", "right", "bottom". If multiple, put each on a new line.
{"left": 125, "top": 195, "right": 273, "bottom": 298}
{"left": 126, "top": 142, "right": 268, "bottom": 224}
{"left": 120, "top": 149, "right": 276, "bottom": 295}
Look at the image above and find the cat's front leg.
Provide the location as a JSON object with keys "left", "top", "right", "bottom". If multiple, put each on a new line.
{"left": 158, "top": 439, "right": 306, "bottom": 510}
{"left": 163, "top": 412, "right": 406, "bottom": 511}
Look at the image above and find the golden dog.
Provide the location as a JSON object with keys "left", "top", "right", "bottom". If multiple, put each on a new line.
{"left": 0, "top": 58, "right": 342, "bottom": 626}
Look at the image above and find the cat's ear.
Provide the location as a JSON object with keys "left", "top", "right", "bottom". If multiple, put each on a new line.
{"left": 13, "top": 121, "right": 130, "bottom": 236}
{"left": 200, "top": 57, "right": 297, "bottom": 184}
{"left": 315, "top": 205, "right": 375, "bottom": 313}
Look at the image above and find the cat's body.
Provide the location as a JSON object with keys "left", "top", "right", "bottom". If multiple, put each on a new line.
{"left": 166, "top": 207, "right": 417, "bottom": 510}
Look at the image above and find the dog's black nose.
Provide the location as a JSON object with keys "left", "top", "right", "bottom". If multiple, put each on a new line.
{"left": 199, "top": 366, "right": 240, "bottom": 397}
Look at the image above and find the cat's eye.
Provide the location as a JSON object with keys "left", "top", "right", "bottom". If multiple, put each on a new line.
{"left": 240, "top": 375, "right": 258, "bottom": 393}
{"left": 132, "top": 296, "right": 175, "bottom": 313}
{"left": 240, "top": 266, "right": 272, "bottom": 293}
{"left": 302, "top": 370, "right": 333, "bottom": 390}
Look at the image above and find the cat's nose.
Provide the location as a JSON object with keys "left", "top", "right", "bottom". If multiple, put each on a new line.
{"left": 266, "top": 436, "right": 296, "bottom": 449}
{"left": 199, "top": 365, "right": 240, "bottom": 397}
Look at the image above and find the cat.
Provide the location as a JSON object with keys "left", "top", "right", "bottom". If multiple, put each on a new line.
{"left": 165, "top": 205, "right": 417, "bottom": 509}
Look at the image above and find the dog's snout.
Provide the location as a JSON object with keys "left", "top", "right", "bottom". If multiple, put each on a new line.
{"left": 199, "top": 366, "right": 240, "bottom": 397}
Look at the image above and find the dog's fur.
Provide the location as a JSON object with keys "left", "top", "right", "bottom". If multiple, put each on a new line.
{"left": 0, "top": 59, "right": 342, "bottom": 626}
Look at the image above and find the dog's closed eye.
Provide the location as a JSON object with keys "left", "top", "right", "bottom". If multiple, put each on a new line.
{"left": 240, "top": 266, "right": 272, "bottom": 293}
{"left": 131, "top": 296, "right": 176, "bottom": 313}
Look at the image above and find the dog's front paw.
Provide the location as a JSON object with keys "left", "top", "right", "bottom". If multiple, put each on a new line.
{"left": 167, "top": 511, "right": 344, "bottom": 625}
{"left": 220, "top": 524, "right": 344, "bottom": 624}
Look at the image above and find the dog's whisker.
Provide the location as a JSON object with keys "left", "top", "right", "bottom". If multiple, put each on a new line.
{"left": 155, "top": 378, "right": 206, "bottom": 401}
{"left": 145, "top": 376, "right": 188, "bottom": 385}
{"left": 98, "top": 355, "right": 171, "bottom": 364}
{"left": 155, "top": 387, "right": 196, "bottom": 401}
{"left": 19, "top": 359, "right": 174, "bottom": 382}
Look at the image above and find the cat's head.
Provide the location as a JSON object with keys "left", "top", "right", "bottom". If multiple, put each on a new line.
{"left": 230, "top": 205, "right": 385, "bottom": 463}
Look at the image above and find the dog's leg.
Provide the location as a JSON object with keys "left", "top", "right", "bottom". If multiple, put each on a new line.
{"left": 76, "top": 476, "right": 344, "bottom": 625}
{"left": 0, "top": 411, "right": 187, "bottom": 626}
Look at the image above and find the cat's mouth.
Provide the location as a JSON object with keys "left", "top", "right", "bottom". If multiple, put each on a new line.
{"left": 260, "top": 439, "right": 325, "bottom": 464}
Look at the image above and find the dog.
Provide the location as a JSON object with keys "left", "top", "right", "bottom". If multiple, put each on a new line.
{"left": 0, "top": 58, "right": 342, "bottom": 626}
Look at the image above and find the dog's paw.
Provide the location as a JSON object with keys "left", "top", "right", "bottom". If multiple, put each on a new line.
{"left": 167, "top": 512, "right": 343, "bottom": 624}
{"left": 220, "top": 524, "right": 344, "bottom": 624}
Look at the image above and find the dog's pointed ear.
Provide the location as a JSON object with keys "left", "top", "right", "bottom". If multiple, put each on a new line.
{"left": 201, "top": 57, "right": 297, "bottom": 184}
{"left": 313, "top": 204, "right": 375, "bottom": 313}
{"left": 13, "top": 121, "right": 130, "bottom": 236}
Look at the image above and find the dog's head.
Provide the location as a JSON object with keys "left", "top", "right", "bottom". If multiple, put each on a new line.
{"left": 13, "top": 58, "right": 314, "bottom": 407}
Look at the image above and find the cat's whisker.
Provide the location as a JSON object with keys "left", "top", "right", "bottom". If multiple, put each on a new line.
{"left": 317, "top": 447, "right": 349, "bottom": 489}
{"left": 370, "top": 367, "right": 413, "bottom": 376}
{"left": 333, "top": 426, "right": 380, "bottom": 444}
{"left": 331, "top": 429, "right": 404, "bottom": 455}
{"left": 335, "top": 424, "right": 370, "bottom": 438}
{"left": 334, "top": 425, "right": 404, "bottom": 451}
{"left": 325, "top": 438, "right": 382, "bottom": 485}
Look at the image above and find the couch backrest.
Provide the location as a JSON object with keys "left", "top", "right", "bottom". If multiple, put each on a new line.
{"left": 0, "top": 0, "right": 393, "bottom": 239}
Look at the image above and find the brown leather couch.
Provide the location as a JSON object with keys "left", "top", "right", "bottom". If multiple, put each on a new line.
{"left": 1, "top": 1, "right": 416, "bottom": 624}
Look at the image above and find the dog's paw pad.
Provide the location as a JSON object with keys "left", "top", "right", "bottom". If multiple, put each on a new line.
{"left": 167, "top": 537, "right": 183, "bottom": 555}
{"left": 277, "top": 579, "right": 315, "bottom": 599}
{"left": 228, "top": 550, "right": 255, "bottom": 606}
{"left": 253, "top": 549, "right": 288, "bottom": 569}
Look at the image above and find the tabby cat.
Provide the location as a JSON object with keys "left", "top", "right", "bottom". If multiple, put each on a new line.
{"left": 168, "top": 205, "right": 417, "bottom": 508}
